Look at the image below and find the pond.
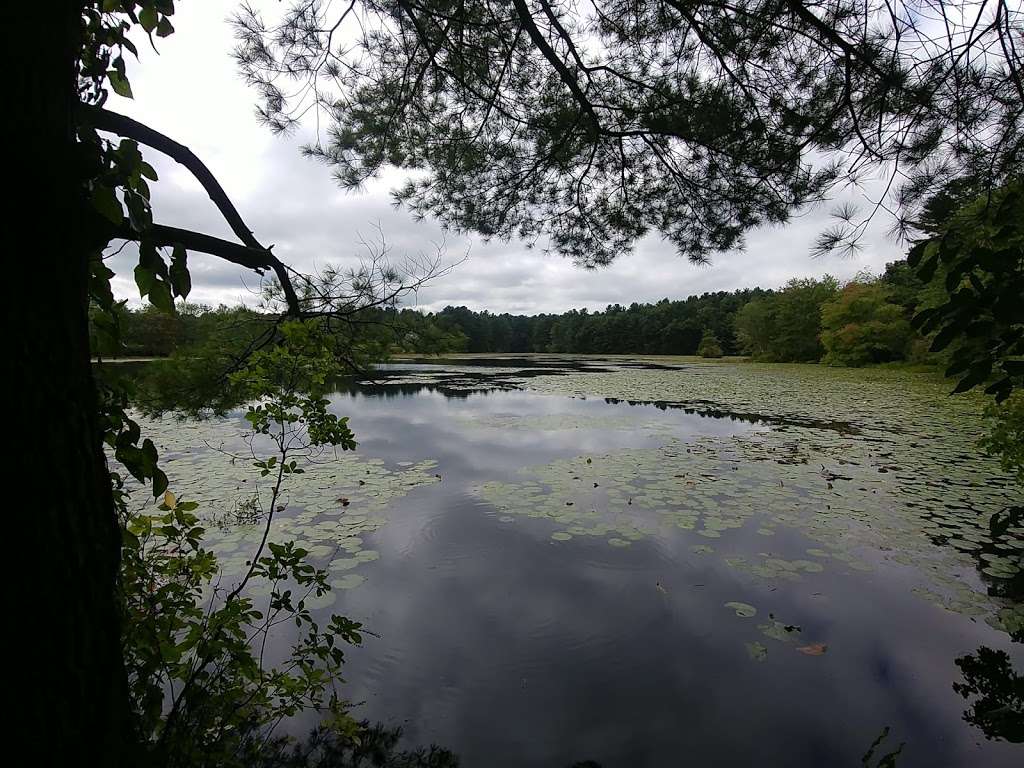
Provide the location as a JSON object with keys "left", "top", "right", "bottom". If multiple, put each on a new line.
{"left": 134, "top": 355, "right": 1023, "bottom": 766}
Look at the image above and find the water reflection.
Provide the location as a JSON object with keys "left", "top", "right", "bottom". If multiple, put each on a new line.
{"left": 603, "top": 395, "right": 861, "bottom": 434}
{"left": 126, "top": 358, "right": 1023, "bottom": 766}
{"left": 860, "top": 727, "right": 904, "bottom": 767}
{"left": 311, "top": 368, "right": 1022, "bottom": 767}
{"left": 953, "top": 647, "right": 1024, "bottom": 743}
{"left": 261, "top": 722, "right": 460, "bottom": 767}
{"left": 263, "top": 721, "right": 921, "bottom": 768}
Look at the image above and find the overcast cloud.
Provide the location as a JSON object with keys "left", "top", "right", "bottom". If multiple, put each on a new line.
{"left": 107, "top": 1, "right": 905, "bottom": 315}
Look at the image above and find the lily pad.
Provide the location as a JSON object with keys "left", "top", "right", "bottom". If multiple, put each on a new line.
{"left": 759, "top": 619, "right": 802, "bottom": 643}
{"left": 725, "top": 601, "right": 758, "bottom": 618}
{"left": 331, "top": 573, "right": 366, "bottom": 590}
{"left": 746, "top": 641, "right": 768, "bottom": 662}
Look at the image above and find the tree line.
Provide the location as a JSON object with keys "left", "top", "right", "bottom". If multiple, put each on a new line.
{"left": 91, "top": 303, "right": 464, "bottom": 360}
{"left": 418, "top": 260, "right": 939, "bottom": 366}
{"left": 100, "top": 254, "right": 956, "bottom": 371}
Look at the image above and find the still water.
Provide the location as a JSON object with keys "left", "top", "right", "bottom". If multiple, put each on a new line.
{"left": 144, "top": 357, "right": 1023, "bottom": 766}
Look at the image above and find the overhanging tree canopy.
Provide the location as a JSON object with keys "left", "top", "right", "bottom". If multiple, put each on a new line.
{"left": 234, "top": 0, "right": 1023, "bottom": 265}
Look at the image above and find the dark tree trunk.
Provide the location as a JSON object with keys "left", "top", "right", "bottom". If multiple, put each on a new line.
{"left": 11, "top": 3, "right": 134, "bottom": 763}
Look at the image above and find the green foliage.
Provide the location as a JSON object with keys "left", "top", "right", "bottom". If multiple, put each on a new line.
{"left": 120, "top": 497, "right": 362, "bottom": 765}
{"left": 113, "top": 322, "right": 366, "bottom": 765}
{"left": 953, "top": 647, "right": 1024, "bottom": 742}
{"left": 91, "top": 302, "right": 468, "bottom": 414}
{"left": 257, "top": 722, "right": 460, "bottom": 767}
{"left": 905, "top": 182, "right": 1024, "bottom": 567}
{"left": 880, "top": 261, "right": 930, "bottom": 316}
{"left": 100, "top": 379, "right": 169, "bottom": 499}
{"left": 380, "top": 268, "right": 946, "bottom": 365}
{"left": 80, "top": 0, "right": 196, "bottom": 356}
{"left": 80, "top": 2, "right": 176, "bottom": 107}
{"left": 733, "top": 277, "right": 839, "bottom": 362}
{"left": 772, "top": 278, "right": 840, "bottom": 362}
{"left": 696, "top": 330, "right": 724, "bottom": 358}
{"left": 435, "top": 292, "right": 759, "bottom": 356}
{"left": 909, "top": 182, "right": 1024, "bottom": 401}
{"left": 79, "top": 6, "right": 416, "bottom": 763}
{"left": 821, "top": 282, "right": 913, "bottom": 366}
{"left": 394, "top": 312, "right": 469, "bottom": 355}
{"left": 980, "top": 393, "right": 1024, "bottom": 486}
{"left": 733, "top": 298, "right": 776, "bottom": 359}
{"left": 232, "top": 322, "right": 358, "bottom": 451}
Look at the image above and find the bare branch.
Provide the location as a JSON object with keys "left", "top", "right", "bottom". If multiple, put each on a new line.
{"left": 82, "top": 104, "right": 302, "bottom": 314}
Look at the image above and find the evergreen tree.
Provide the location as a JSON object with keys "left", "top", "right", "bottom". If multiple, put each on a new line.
{"left": 236, "top": 1, "right": 1022, "bottom": 265}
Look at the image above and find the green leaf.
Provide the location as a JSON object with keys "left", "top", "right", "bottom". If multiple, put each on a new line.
{"left": 123, "top": 188, "right": 152, "bottom": 230}
{"left": 137, "top": 240, "right": 162, "bottom": 272}
{"left": 134, "top": 264, "right": 156, "bottom": 298}
{"left": 929, "top": 323, "right": 961, "bottom": 353}
{"left": 910, "top": 306, "right": 937, "bottom": 330}
{"left": 906, "top": 241, "right": 925, "bottom": 268}
{"left": 917, "top": 254, "right": 939, "bottom": 283}
{"left": 108, "top": 70, "right": 133, "bottom": 99}
{"left": 91, "top": 185, "right": 123, "bottom": 225}
{"left": 169, "top": 245, "right": 191, "bottom": 299}
{"left": 148, "top": 278, "right": 175, "bottom": 314}
{"left": 745, "top": 641, "right": 768, "bottom": 662}
{"left": 139, "top": 6, "right": 159, "bottom": 32}
{"left": 152, "top": 468, "right": 169, "bottom": 498}
{"left": 952, "top": 363, "right": 992, "bottom": 394}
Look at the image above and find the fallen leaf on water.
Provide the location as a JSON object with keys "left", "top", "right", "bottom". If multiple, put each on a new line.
{"left": 797, "top": 643, "right": 828, "bottom": 656}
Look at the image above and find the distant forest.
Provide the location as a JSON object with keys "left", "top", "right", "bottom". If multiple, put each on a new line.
{"left": 432, "top": 259, "right": 944, "bottom": 366}
{"left": 97, "top": 259, "right": 942, "bottom": 368}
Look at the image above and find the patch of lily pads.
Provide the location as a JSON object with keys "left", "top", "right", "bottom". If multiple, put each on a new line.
{"left": 126, "top": 413, "right": 440, "bottom": 592}
{"left": 474, "top": 362, "right": 1022, "bottom": 636}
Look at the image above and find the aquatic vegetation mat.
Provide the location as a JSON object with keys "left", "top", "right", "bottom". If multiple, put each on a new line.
{"left": 125, "top": 414, "right": 440, "bottom": 593}
{"left": 475, "top": 362, "right": 1023, "bottom": 636}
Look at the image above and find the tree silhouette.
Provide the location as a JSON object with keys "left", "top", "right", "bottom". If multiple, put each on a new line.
{"left": 235, "top": 0, "right": 1022, "bottom": 264}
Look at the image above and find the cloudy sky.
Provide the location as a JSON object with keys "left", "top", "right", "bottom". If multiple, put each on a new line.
{"left": 107, "top": 1, "right": 904, "bottom": 315}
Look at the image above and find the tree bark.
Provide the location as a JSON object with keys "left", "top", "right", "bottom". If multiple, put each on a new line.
{"left": 11, "top": 3, "right": 135, "bottom": 763}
